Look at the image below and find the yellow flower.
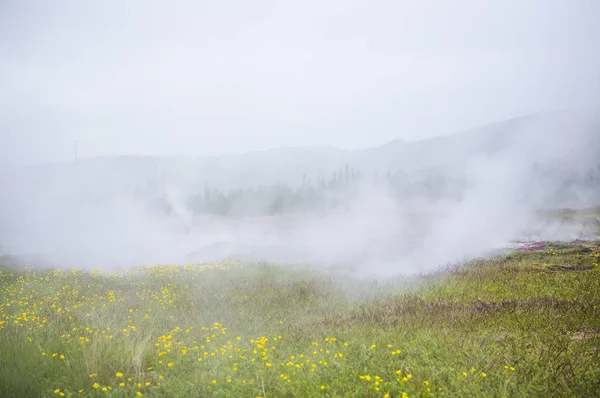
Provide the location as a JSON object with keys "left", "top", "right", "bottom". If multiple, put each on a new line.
{"left": 320, "top": 385, "right": 325, "bottom": 390}
{"left": 212, "top": 380, "right": 217, "bottom": 384}
{"left": 116, "top": 372, "right": 123, "bottom": 378}
{"left": 93, "top": 383, "right": 100, "bottom": 389}
{"left": 481, "top": 372, "right": 487, "bottom": 377}
{"left": 136, "top": 392, "right": 143, "bottom": 397}
{"left": 119, "top": 383, "right": 125, "bottom": 387}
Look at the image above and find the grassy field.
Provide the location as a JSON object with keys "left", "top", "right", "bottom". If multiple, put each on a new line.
{"left": 1, "top": 240, "right": 600, "bottom": 397}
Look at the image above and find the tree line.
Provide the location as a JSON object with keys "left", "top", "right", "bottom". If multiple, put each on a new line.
{"left": 140, "top": 160, "right": 600, "bottom": 219}
{"left": 183, "top": 166, "right": 471, "bottom": 218}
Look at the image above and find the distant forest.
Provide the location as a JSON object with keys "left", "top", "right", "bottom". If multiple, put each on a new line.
{"left": 182, "top": 166, "right": 438, "bottom": 218}
{"left": 143, "top": 164, "right": 600, "bottom": 219}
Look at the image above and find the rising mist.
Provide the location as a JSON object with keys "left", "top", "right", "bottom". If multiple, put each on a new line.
{"left": 1, "top": 111, "right": 599, "bottom": 273}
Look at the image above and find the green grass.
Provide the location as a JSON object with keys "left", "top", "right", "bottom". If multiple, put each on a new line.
{"left": 1, "top": 242, "right": 600, "bottom": 397}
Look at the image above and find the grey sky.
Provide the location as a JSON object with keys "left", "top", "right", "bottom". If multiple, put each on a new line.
{"left": 1, "top": 0, "right": 599, "bottom": 167}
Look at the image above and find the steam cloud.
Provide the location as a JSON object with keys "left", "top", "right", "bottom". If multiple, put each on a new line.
{"left": 1, "top": 112, "right": 598, "bottom": 274}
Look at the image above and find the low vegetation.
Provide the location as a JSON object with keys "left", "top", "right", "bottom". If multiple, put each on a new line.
{"left": 1, "top": 241, "right": 599, "bottom": 397}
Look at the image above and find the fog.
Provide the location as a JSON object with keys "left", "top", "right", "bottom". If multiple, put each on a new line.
{"left": 2, "top": 111, "right": 598, "bottom": 273}
{"left": 1, "top": 1, "right": 599, "bottom": 274}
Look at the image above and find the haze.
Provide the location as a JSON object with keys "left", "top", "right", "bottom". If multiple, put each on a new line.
{"left": 2, "top": 0, "right": 599, "bottom": 166}
{"left": 1, "top": 1, "right": 599, "bottom": 273}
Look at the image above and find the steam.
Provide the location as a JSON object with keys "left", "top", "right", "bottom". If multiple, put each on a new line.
{"left": 1, "top": 112, "right": 598, "bottom": 273}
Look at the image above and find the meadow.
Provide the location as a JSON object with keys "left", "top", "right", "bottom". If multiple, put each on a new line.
{"left": 1, "top": 240, "right": 599, "bottom": 397}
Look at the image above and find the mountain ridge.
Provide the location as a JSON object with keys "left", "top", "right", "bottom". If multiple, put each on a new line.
{"left": 5, "top": 109, "right": 598, "bottom": 194}
{"left": 19, "top": 110, "right": 591, "bottom": 170}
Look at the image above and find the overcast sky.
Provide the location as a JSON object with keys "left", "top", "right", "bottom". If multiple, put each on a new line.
{"left": 1, "top": 0, "right": 599, "bottom": 167}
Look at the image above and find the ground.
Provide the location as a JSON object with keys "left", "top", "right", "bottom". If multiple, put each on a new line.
{"left": 1, "top": 240, "right": 599, "bottom": 397}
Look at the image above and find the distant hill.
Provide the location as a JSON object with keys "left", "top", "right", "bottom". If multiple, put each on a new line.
{"left": 3, "top": 109, "right": 599, "bottom": 215}
{"left": 2, "top": 109, "right": 599, "bottom": 265}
